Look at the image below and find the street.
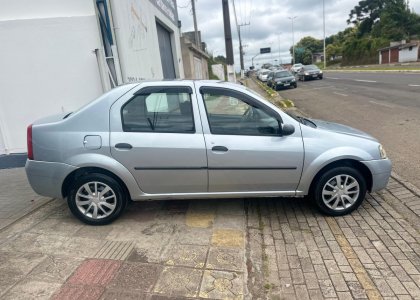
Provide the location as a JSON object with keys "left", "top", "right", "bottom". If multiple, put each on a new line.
{"left": 278, "top": 71, "right": 420, "bottom": 189}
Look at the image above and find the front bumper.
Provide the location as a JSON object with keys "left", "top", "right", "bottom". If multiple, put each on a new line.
{"left": 276, "top": 81, "right": 296, "bottom": 89}
{"left": 25, "top": 160, "right": 78, "bottom": 199}
{"left": 361, "top": 158, "right": 392, "bottom": 192}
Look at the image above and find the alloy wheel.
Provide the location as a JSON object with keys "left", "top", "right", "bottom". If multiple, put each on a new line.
{"left": 75, "top": 181, "right": 117, "bottom": 219}
{"left": 321, "top": 174, "right": 360, "bottom": 211}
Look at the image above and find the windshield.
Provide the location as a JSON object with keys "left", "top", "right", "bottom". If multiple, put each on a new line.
{"left": 262, "top": 71, "right": 269, "bottom": 75}
{"left": 275, "top": 71, "right": 292, "bottom": 78}
{"left": 304, "top": 65, "right": 319, "bottom": 70}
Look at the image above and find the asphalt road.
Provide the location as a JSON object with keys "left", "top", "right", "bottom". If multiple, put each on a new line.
{"left": 278, "top": 71, "right": 420, "bottom": 189}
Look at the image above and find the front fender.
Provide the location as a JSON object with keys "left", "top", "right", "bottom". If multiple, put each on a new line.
{"left": 297, "top": 146, "right": 375, "bottom": 194}
{"left": 65, "top": 153, "right": 143, "bottom": 199}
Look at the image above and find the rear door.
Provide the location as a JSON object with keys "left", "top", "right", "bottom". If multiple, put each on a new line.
{"left": 109, "top": 83, "right": 207, "bottom": 194}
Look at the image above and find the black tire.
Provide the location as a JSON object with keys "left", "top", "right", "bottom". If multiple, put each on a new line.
{"left": 67, "top": 173, "right": 127, "bottom": 225}
{"left": 313, "top": 166, "right": 366, "bottom": 216}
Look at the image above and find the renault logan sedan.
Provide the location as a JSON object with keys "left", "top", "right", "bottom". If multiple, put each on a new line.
{"left": 25, "top": 80, "right": 391, "bottom": 225}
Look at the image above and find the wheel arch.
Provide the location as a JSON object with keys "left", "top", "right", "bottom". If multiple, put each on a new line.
{"left": 62, "top": 167, "right": 132, "bottom": 200}
{"left": 308, "top": 159, "right": 373, "bottom": 196}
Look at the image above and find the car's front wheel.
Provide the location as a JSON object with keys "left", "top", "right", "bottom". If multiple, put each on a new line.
{"left": 67, "top": 173, "right": 127, "bottom": 225}
{"left": 313, "top": 167, "right": 366, "bottom": 216}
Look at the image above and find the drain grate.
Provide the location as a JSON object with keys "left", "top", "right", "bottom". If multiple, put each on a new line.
{"left": 94, "top": 240, "right": 134, "bottom": 260}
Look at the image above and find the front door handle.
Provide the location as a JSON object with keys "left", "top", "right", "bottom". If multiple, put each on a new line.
{"left": 115, "top": 143, "right": 133, "bottom": 150}
{"left": 212, "top": 146, "right": 228, "bottom": 152}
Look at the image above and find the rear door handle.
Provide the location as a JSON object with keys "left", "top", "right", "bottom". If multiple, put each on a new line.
{"left": 115, "top": 143, "right": 133, "bottom": 150}
{"left": 212, "top": 146, "right": 228, "bottom": 152}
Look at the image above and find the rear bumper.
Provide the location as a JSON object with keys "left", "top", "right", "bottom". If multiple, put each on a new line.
{"left": 25, "top": 160, "right": 77, "bottom": 199}
{"left": 361, "top": 158, "right": 392, "bottom": 192}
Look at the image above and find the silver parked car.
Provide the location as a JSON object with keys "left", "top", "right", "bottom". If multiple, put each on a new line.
{"left": 26, "top": 81, "right": 391, "bottom": 225}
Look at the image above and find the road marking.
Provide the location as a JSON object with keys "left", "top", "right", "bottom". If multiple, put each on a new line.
{"left": 326, "top": 77, "right": 341, "bottom": 79}
{"left": 369, "top": 100, "right": 395, "bottom": 108}
{"left": 408, "top": 84, "right": 420, "bottom": 87}
{"left": 310, "top": 85, "right": 334, "bottom": 90}
{"left": 355, "top": 79, "right": 377, "bottom": 83}
{"left": 333, "top": 92, "right": 348, "bottom": 97}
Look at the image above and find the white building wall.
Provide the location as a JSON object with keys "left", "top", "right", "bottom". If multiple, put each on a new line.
{"left": 0, "top": 126, "right": 5, "bottom": 155}
{"left": 0, "top": 0, "right": 103, "bottom": 154}
{"left": 399, "top": 46, "right": 419, "bottom": 63}
{"left": 212, "top": 64, "right": 225, "bottom": 81}
{"left": 0, "top": 0, "right": 184, "bottom": 154}
{"left": 109, "top": 0, "right": 184, "bottom": 82}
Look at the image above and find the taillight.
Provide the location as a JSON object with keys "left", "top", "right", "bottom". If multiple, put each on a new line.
{"left": 27, "top": 124, "right": 33, "bottom": 160}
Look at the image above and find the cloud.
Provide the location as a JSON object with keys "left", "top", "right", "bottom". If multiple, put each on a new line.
{"left": 178, "top": 0, "right": 420, "bottom": 68}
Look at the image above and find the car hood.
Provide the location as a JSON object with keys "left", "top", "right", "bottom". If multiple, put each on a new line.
{"left": 310, "top": 119, "right": 377, "bottom": 141}
{"left": 275, "top": 76, "right": 295, "bottom": 82}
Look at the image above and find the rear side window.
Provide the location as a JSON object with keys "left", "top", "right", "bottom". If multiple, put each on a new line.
{"left": 122, "top": 91, "right": 195, "bottom": 133}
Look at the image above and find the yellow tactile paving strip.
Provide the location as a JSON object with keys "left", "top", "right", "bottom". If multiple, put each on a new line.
{"left": 326, "top": 217, "right": 382, "bottom": 300}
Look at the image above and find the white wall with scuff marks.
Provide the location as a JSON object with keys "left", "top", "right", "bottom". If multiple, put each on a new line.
{"left": 0, "top": 0, "right": 103, "bottom": 154}
{"left": 109, "top": 0, "right": 184, "bottom": 82}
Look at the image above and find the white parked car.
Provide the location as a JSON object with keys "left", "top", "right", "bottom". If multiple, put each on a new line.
{"left": 291, "top": 63, "right": 303, "bottom": 73}
{"left": 258, "top": 69, "right": 270, "bottom": 82}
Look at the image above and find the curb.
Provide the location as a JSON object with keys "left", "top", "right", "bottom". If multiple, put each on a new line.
{"left": 250, "top": 78, "right": 295, "bottom": 109}
{"left": 390, "top": 171, "right": 420, "bottom": 198}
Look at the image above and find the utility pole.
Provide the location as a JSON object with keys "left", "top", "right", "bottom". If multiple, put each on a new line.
{"left": 231, "top": 0, "right": 249, "bottom": 78}
{"left": 323, "top": 0, "right": 326, "bottom": 69}
{"left": 191, "top": 0, "right": 200, "bottom": 47}
{"left": 222, "top": 0, "right": 235, "bottom": 82}
{"left": 288, "top": 16, "right": 297, "bottom": 64}
{"left": 278, "top": 33, "right": 282, "bottom": 65}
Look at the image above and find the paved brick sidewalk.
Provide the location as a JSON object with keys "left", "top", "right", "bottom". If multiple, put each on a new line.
{"left": 0, "top": 174, "right": 419, "bottom": 299}
{"left": 0, "top": 168, "right": 52, "bottom": 230}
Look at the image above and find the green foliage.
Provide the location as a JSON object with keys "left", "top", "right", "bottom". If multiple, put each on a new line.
{"left": 289, "top": 36, "right": 323, "bottom": 64}
{"left": 207, "top": 55, "right": 227, "bottom": 80}
{"left": 326, "top": 0, "right": 420, "bottom": 66}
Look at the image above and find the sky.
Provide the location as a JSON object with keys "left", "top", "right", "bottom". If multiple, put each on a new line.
{"left": 177, "top": 0, "right": 420, "bottom": 68}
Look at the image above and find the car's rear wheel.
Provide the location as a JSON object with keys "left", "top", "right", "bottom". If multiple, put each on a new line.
{"left": 313, "top": 167, "right": 366, "bottom": 216}
{"left": 67, "top": 173, "right": 127, "bottom": 225}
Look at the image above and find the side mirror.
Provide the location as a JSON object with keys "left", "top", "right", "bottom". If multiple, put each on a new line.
{"left": 281, "top": 124, "right": 295, "bottom": 136}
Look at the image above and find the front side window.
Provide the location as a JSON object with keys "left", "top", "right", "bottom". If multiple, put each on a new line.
{"left": 202, "top": 91, "right": 280, "bottom": 136}
{"left": 122, "top": 91, "right": 194, "bottom": 133}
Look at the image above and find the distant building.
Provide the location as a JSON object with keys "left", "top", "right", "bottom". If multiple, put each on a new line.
{"left": 181, "top": 31, "right": 209, "bottom": 79}
{"left": 378, "top": 40, "right": 420, "bottom": 64}
{"left": 312, "top": 52, "right": 324, "bottom": 63}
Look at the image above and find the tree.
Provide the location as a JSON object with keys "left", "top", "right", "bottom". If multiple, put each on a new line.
{"left": 347, "top": 0, "right": 387, "bottom": 35}
{"left": 289, "top": 36, "right": 323, "bottom": 63}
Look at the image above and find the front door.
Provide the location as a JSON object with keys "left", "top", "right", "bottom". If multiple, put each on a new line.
{"left": 198, "top": 86, "right": 304, "bottom": 193}
{"left": 110, "top": 84, "right": 207, "bottom": 194}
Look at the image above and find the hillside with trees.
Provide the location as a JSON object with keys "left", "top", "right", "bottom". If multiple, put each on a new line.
{"left": 290, "top": 0, "right": 420, "bottom": 66}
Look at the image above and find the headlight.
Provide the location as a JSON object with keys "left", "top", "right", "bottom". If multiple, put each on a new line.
{"left": 305, "top": 72, "right": 309, "bottom": 76}
{"left": 379, "top": 144, "right": 387, "bottom": 159}
{"left": 292, "top": 78, "right": 296, "bottom": 82}
{"left": 319, "top": 70, "right": 323, "bottom": 74}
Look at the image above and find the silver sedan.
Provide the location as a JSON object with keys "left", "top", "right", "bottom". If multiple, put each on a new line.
{"left": 25, "top": 80, "right": 391, "bottom": 225}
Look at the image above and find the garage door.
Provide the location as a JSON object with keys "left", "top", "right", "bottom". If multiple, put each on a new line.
{"left": 156, "top": 22, "right": 176, "bottom": 79}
